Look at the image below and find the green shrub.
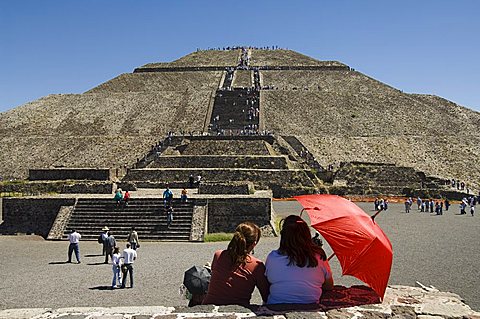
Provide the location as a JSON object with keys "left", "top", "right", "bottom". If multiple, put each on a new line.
{"left": 204, "top": 233, "right": 233, "bottom": 242}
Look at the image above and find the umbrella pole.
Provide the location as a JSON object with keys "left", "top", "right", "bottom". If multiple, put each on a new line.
{"left": 327, "top": 253, "right": 335, "bottom": 261}
{"left": 371, "top": 208, "right": 384, "bottom": 222}
{"left": 300, "top": 208, "right": 306, "bottom": 217}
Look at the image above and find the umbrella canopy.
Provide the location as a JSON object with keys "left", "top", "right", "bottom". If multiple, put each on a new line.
{"left": 294, "top": 194, "right": 393, "bottom": 299}
{"left": 183, "top": 265, "right": 211, "bottom": 295}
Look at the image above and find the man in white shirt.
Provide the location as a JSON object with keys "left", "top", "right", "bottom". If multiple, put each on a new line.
{"left": 67, "top": 229, "right": 81, "bottom": 264}
{"left": 120, "top": 243, "right": 137, "bottom": 288}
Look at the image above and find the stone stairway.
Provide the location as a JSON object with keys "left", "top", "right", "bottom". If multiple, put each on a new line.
{"left": 282, "top": 135, "right": 324, "bottom": 171}
{"left": 63, "top": 198, "right": 194, "bottom": 241}
{"left": 210, "top": 88, "right": 259, "bottom": 133}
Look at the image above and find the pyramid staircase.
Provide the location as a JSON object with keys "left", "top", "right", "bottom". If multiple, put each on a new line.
{"left": 63, "top": 198, "right": 194, "bottom": 241}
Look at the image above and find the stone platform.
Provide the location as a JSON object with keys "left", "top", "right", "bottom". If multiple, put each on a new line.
{"left": 0, "top": 285, "right": 478, "bottom": 319}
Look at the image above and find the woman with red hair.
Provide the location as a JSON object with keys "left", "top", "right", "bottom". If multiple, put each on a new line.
{"left": 265, "top": 215, "right": 334, "bottom": 304}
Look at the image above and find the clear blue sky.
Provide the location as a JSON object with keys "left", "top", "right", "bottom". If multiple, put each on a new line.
{"left": 1, "top": 0, "right": 479, "bottom": 113}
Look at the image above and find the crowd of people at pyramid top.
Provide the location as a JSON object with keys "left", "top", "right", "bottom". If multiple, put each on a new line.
{"left": 196, "top": 45, "right": 284, "bottom": 52}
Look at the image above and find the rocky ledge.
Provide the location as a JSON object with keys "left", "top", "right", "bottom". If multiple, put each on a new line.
{"left": 0, "top": 285, "right": 478, "bottom": 319}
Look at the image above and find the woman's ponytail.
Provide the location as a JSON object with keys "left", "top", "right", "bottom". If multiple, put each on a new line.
{"left": 227, "top": 222, "right": 261, "bottom": 267}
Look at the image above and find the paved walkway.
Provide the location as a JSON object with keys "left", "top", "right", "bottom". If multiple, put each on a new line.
{"left": 0, "top": 202, "right": 479, "bottom": 312}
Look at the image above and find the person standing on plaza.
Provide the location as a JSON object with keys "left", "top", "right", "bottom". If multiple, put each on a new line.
{"left": 104, "top": 231, "right": 117, "bottom": 264}
{"left": 127, "top": 227, "right": 140, "bottom": 250}
{"left": 121, "top": 243, "right": 137, "bottom": 289}
{"left": 404, "top": 198, "right": 411, "bottom": 213}
{"left": 445, "top": 198, "right": 450, "bottom": 211}
{"left": 100, "top": 226, "right": 109, "bottom": 256}
{"left": 111, "top": 247, "right": 122, "bottom": 289}
{"left": 67, "top": 229, "right": 81, "bottom": 264}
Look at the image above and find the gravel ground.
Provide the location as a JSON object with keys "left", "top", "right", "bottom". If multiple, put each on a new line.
{"left": 0, "top": 201, "right": 478, "bottom": 311}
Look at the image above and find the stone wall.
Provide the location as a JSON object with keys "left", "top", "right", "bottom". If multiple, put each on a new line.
{"left": 0, "top": 181, "right": 113, "bottom": 195}
{"left": 149, "top": 155, "right": 288, "bottom": 169}
{"left": 0, "top": 284, "right": 478, "bottom": 318}
{"left": 207, "top": 197, "right": 272, "bottom": 233}
{"left": 0, "top": 198, "right": 76, "bottom": 238}
{"left": 124, "top": 168, "right": 315, "bottom": 197}
{"left": 29, "top": 168, "right": 114, "bottom": 181}
{"left": 198, "top": 183, "right": 251, "bottom": 195}
{"left": 181, "top": 140, "right": 270, "bottom": 156}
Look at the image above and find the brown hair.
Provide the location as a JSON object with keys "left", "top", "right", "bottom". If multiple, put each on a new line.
{"left": 279, "top": 215, "right": 327, "bottom": 267}
{"left": 227, "top": 222, "right": 261, "bottom": 267}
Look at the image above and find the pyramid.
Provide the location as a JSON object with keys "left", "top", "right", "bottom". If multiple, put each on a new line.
{"left": 1, "top": 48, "right": 479, "bottom": 193}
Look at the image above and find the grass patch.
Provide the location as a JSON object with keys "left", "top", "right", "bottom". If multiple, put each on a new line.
{"left": 204, "top": 233, "right": 233, "bottom": 242}
{"left": 274, "top": 216, "right": 284, "bottom": 233}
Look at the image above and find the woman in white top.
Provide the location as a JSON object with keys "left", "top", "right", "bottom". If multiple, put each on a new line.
{"left": 265, "top": 215, "right": 334, "bottom": 304}
{"left": 111, "top": 247, "right": 122, "bottom": 288}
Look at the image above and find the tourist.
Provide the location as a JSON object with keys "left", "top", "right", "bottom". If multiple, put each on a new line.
{"left": 429, "top": 200, "right": 434, "bottom": 213}
{"left": 196, "top": 175, "right": 202, "bottom": 187}
{"left": 114, "top": 189, "right": 123, "bottom": 207}
{"left": 384, "top": 199, "right": 389, "bottom": 211}
{"left": 181, "top": 188, "right": 188, "bottom": 202}
{"left": 163, "top": 186, "right": 173, "bottom": 207}
{"left": 188, "top": 174, "right": 195, "bottom": 188}
{"left": 203, "top": 222, "right": 269, "bottom": 305}
{"left": 265, "top": 215, "right": 333, "bottom": 304}
{"left": 404, "top": 198, "right": 411, "bottom": 213}
{"left": 435, "top": 202, "right": 441, "bottom": 215}
{"left": 123, "top": 190, "right": 131, "bottom": 206}
{"left": 111, "top": 247, "right": 122, "bottom": 289}
{"left": 460, "top": 199, "right": 467, "bottom": 215}
{"left": 445, "top": 198, "right": 450, "bottom": 211}
{"left": 100, "top": 226, "right": 109, "bottom": 256}
{"left": 104, "top": 231, "right": 117, "bottom": 264}
{"left": 378, "top": 198, "right": 384, "bottom": 210}
{"left": 67, "top": 229, "right": 81, "bottom": 264}
{"left": 470, "top": 197, "right": 476, "bottom": 216}
{"left": 120, "top": 243, "right": 137, "bottom": 289}
{"left": 417, "top": 197, "right": 422, "bottom": 210}
{"left": 127, "top": 227, "right": 139, "bottom": 250}
{"left": 374, "top": 198, "right": 379, "bottom": 211}
{"left": 166, "top": 205, "right": 174, "bottom": 228}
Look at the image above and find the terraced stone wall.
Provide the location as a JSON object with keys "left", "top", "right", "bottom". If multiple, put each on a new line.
{"left": 261, "top": 73, "right": 480, "bottom": 188}
{"left": 251, "top": 49, "right": 347, "bottom": 67}
{"left": 334, "top": 162, "right": 423, "bottom": 187}
{"left": 0, "top": 198, "right": 76, "bottom": 238}
{"left": 181, "top": 140, "right": 270, "bottom": 156}
{"left": 0, "top": 90, "right": 212, "bottom": 179}
{"left": 87, "top": 71, "right": 223, "bottom": 93}
{"left": 149, "top": 155, "right": 288, "bottom": 169}
{"left": 29, "top": 168, "right": 113, "bottom": 181}
{"left": 137, "top": 50, "right": 241, "bottom": 69}
{"left": 207, "top": 197, "right": 272, "bottom": 233}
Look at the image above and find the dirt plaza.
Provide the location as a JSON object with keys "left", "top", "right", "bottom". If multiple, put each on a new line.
{"left": 0, "top": 201, "right": 478, "bottom": 311}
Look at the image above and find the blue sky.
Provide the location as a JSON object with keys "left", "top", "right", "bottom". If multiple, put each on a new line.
{"left": 1, "top": 0, "right": 479, "bottom": 112}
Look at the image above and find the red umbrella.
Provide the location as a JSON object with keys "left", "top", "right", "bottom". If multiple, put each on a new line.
{"left": 294, "top": 194, "right": 393, "bottom": 299}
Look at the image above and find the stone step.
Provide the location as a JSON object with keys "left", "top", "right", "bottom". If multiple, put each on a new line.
{"left": 72, "top": 209, "right": 192, "bottom": 217}
{"left": 75, "top": 207, "right": 193, "bottom": 214}
{"left": 66, "top": 224, "right": 191, "bottom": 232}
{"left": 62, "top": 235, "right": 191, "bottom": 241}
{"left": 65, "top": 226, "right": 191, "bottom": 232}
